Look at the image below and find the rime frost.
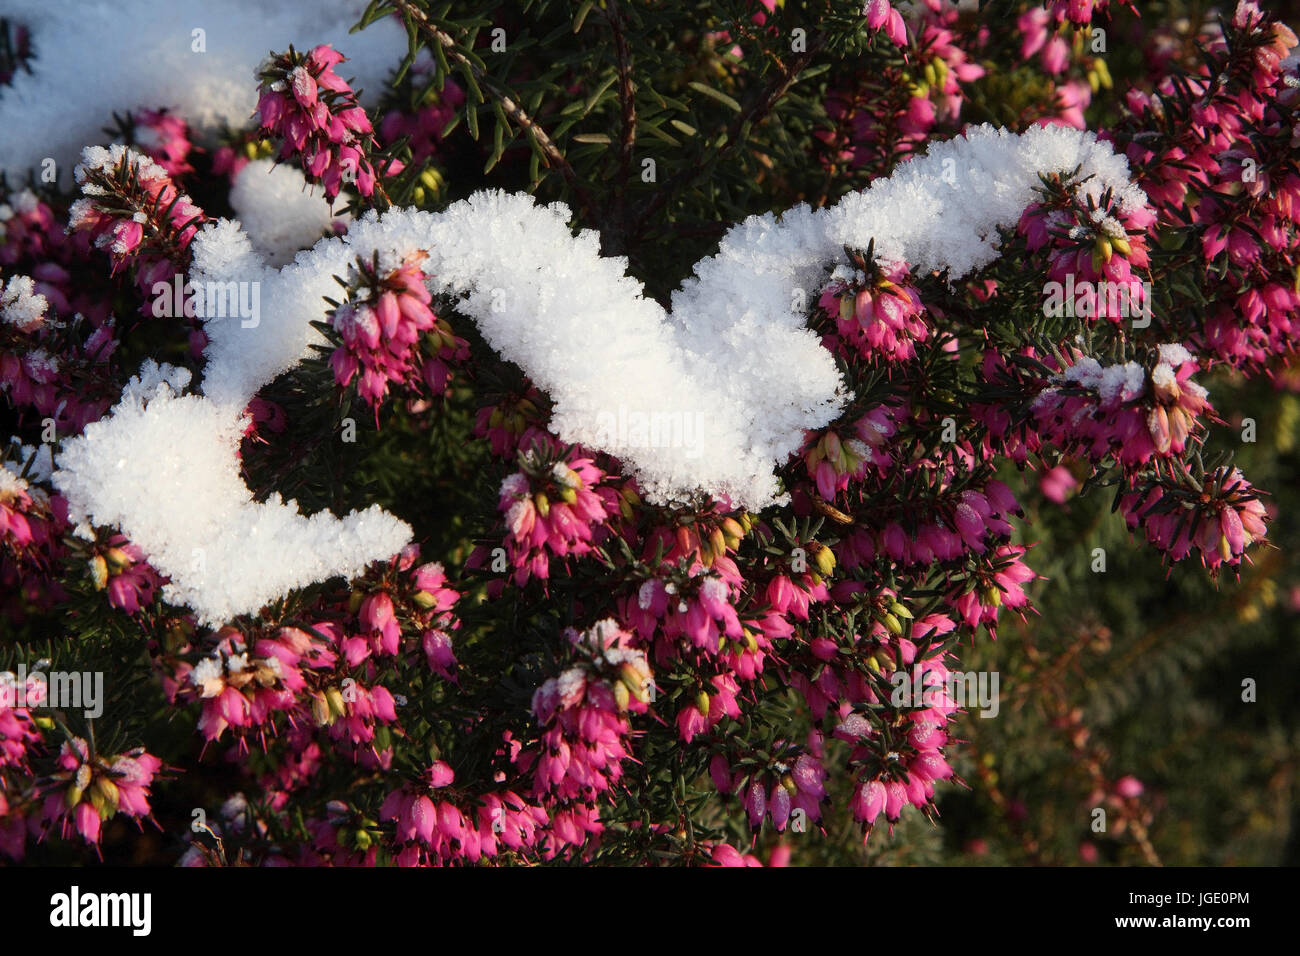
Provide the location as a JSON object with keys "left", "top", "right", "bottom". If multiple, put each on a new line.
{"left": 53, "top": 362, "right": 411, "bottom": 626}
{"left": 190, "top": 123, "right": 1145, "bottom": 510}
{"left": 0, "top": 275, "right": 47, "bottom": 331}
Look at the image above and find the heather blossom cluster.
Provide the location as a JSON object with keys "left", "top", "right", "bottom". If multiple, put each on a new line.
{"left": 67, "top": 144, "right": 205, "bottom": 286}
{"left": 327, "top": 250, "right": 466, "bottom": 409}
{"left": 1030, "top": 345, "right": 1212, "bottom": 467}
{"left": 256, "top": 45, "right": 388, "bottom": 202}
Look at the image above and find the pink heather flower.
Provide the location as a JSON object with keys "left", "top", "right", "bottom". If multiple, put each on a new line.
{"left": 0, "top": 465, "right": 42, "bottom": 552}
{"left": 210, "top": 144, "right": 250, "bottom": 181}
{"left": 475, "top": 791, "right": 547, "bottom": 856}
{"left": 852, "top": 778, "right": 888, "bottom": 826}
{"left": 529, "top": 669, "right": 630, "bottom": 801}
{"left": 257, "top": 45, "right": 381, "bottom": 201}
{"left": 624, "top": 563, "right": 747, "bottom": 660}
{"left": 523, "top": 621, "right": 651, "bottom": 805}
{"left": 97, "top": 536, "right": 164, "bottom": 615}
{"left": 710, "top": 843, "right": 763, "bottom": 866}
{"left": 918, "top": 23, "right": 986, "bottom": 121}
{"left": 68, "top": 147, "right": 204, "bottom": 285}
{"left": 408, "top": 559, "right": 460, "bottom": 680}
{"left": 802, "top": 405, "right": 899, "bottom": 501}
{"left": 474, "top": 388, "right": 551, "bottom": 458}
{"left": 324, "top": 680, "right": 398, "bottom": 756}
{"left": 675, "top": 673, "right": 742, "bottom": 742}
{"left": 378, "top": 81, "right": 465, "bottom": 166}
{"left": 497, "top": 453, "right": 617, "bottom": 586}
{"left": 1047, "top": 0, "right": 1137, "bottom": 25}
{"left": 329, "top": 252, "right": 464, "bottom": 410}
{"left": 131, "top": 108, "right": 196, "bottom": 177}
{"left": 819, "top": 262, "right": 928, "bottom": 364}
{"left": 39, "top": 738, "right": 160, "bottom": 848}
{"left": 1039, "top": 464, "right": 1079, "bottom": 504}
{"left": 381, "top": 787, "right": 477, "bottom": 864}
{"left": 350, "top": 590, "right": 400, "bottom": 664}
{"left": 1020, "top": 192, "right": 1153, "bottom": 307}
{"left": 836, "top": 646, "right": 958, "bottom": 837}
{"left": 421, "top": 628, "right": 457, "bottom": 682}
{"left": 186, "top": 625, "right": 335, "bottom": 742}
{"left": 1114, "top": 775, "right": 1144, "bottom": 799}
{"left": 864, "top": 0, "right": 907, "bottom": 47}
{"left": 1031, "top": 348, "right": 1210, "bottom": 468}
{"left": 107, "top": 749, "right": 162, "bottom": 818}
{"left": 947, "top": 545, "right": 1037, "bottom": 636}
{"left": 1122, "top": 467, "right": 1269, "bottom": 570}
{"left": 0, "top": 672, "right": 44, "bottom": 771}
{"left": 765, "top": 568, "right": 830, "bottom": 622}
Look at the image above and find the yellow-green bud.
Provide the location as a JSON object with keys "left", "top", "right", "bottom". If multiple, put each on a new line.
{"left": 311, "top": 692, "right": 332, "bottom": 726}
{"left": 93, "top": 776, "right": 120, "bottom": 813}
{"left": 1093, "top": 57, "right": 1112, "bottom": 89}
{"left": 612, "top": 679, "right": 630, "bottom": 711}
{"left": 620, "top": 664, "right": 650, "bottom": 703}
{"left": 889, "top": 600, "right": 913, "bottom": 620}
{"left": 90, "top": 554, "right": 109, "bottom": 590}
{"left": 812, "top": 545, "right": 836, "bottom": 577}
{"left": 325, "top": 686, "right": 347, "bottom": 718}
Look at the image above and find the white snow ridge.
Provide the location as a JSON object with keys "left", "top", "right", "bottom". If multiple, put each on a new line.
{"left": 53, "top": 124, "right": 1144, "bottom": 626}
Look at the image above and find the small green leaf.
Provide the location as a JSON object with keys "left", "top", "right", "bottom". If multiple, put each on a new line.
{"left": 573, "top": 0, "right": 595, "bottom": 33}
{"left": 687, "top": 81, "right": 742, "bottom": 112}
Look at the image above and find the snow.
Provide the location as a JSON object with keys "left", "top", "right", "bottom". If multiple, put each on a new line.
{"left": 0, "top": 275, "right": 48, "bottom": 331}
{"left": 228, "top": 160, "right": 348, "bottom": 267}
{"left": 189, "top": 124, "right": 1146, "bottom": 512}
{"left": 1063, "top": 356, "right": 1147, "bottom": 406}
{"left": 1157, "top": 343, "right": 1195, "bottom": 367}
{"left": 52, "top": 361, "right": 411, "bottom": 627}
{"left": 52, "top": 122, "right": 1145, "bottom": 625}
{"left": 0, "top": 0, "right": 405, "bottom": 185}
{"left": 1056, "top": 343, "right": 1196, "bottom": 407}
